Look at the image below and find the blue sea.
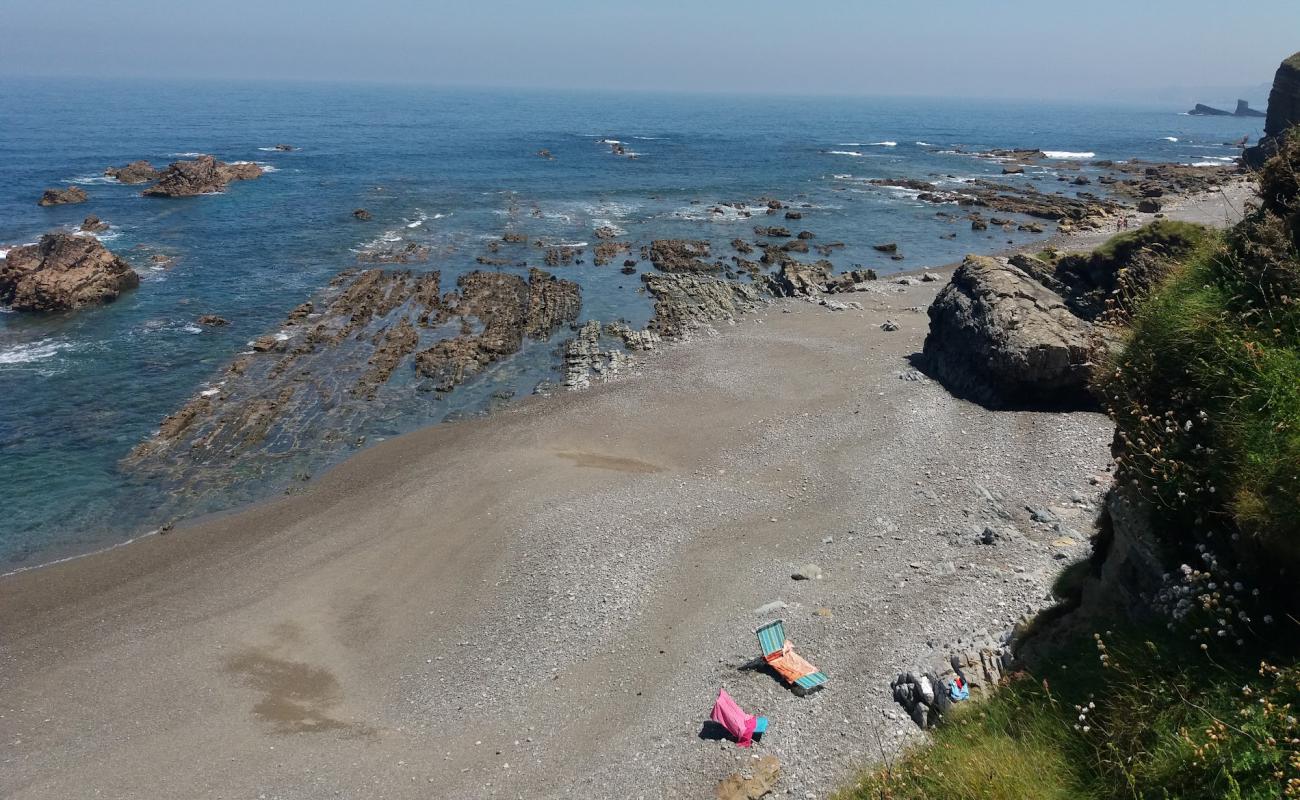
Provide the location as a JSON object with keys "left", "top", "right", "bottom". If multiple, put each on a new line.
{"left": 0, "top": 78, "right": 1262, "bottom": 566}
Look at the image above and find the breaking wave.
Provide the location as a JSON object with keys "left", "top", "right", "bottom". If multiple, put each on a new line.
{"left": 1043, "top": 151, "right": 1096, "bottom": 159}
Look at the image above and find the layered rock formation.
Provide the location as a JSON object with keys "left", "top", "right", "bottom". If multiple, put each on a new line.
{"left": 923, "top": 255, "right": 1094, "bottom": 408}
{"left": 37, "top": 186, "right": 87, "bottom": 206}
{"left": 0, "top": 233, "right": 139, "bottom": 312}
{"left": 1187, "top": 101, "right": 1264, "bottom": 117}
{"left": 1245, "top": 51, "right": 1300, "bottom": 167}
{"left": 640, "top": 272, "right": 765, "bottom": 336}
{"left": 142, "top": 155, "right": 264, "bottom": 197}
{"left": 126, "top": 267, "right": 579, "bottom": 491}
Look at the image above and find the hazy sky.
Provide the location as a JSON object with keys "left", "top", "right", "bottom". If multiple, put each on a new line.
{"left": 2, "top": 0, "right": 1297, "bottom": 101}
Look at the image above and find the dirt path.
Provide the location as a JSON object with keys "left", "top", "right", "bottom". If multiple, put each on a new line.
{"left": 0, "top": 187, "right": 1247, "bottom": 799}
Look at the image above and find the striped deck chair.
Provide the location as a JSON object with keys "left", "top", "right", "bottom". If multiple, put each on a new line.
{"left": 756, "top": 619, "right": 828, "bottom": 696}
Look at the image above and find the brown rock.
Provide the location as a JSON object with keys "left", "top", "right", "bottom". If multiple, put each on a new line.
{"left": 143, "top": 155, "right": 264, "bottom": 197}
{"left": 645, "top": 240, "right": 716, "bottom": 273}
{"left": 923, "top": 255, "right": 1094, "bottom": 408}
{"left": 352, "top": 208, "right": 372, "bottom": 221}
{"left": 38, "top": 186, "right": 87, "bottom": 207}
{"left": 1, "top": 233, "right": 139, "bottom": 312}
{"left": 80, "top": 215, "right": 110, "bottom": 233}
{"left": 104, "top": 160, "right": 160, "bottom": 184}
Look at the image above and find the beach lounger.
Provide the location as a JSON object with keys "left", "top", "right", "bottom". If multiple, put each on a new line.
{"left": 755, "top": 619, "right": 828, "bottom": 695}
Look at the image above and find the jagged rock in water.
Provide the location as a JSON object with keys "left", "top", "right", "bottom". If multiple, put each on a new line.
{"left": 80, "top": 215, "right": 110, "bottom": 233}
{"left": 923, "top": 255, "right": 1093, "bottom": 408}
{"left": 0, "top": 233, "right": 139, "bottom": 312}
{"left": 104, "top": 160, "right": 160, "bottom": 184}
{"left": 356, "top": 242, "right": 430, "bottom": 263}
{"left": 352, "top": 208, "right": 372, "bottom": 221}
{"left": 125, "top": 267, "right": 579, "bottom": 495}
{"left": 593, "top": 241, "right": 630, "bottom": 266}
{"left": 644, "top": 239, "right": 717, "bottom": 273}
{"left": 414, "top": 268, "right": 579, "bottom": 392}
{"left": 640, "top": 272, "right": 764, "bottom": 336}
{"left": 142, "top": 155, "right": 263, "bottom": 197}
{"left": 37, "top": 186, "right": 87, "bottom": 206}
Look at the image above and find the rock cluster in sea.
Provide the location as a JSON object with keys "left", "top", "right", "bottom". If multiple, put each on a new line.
{"left": 126, "top": 266, "right": 580, "bottom": 490}
{"left": 142, "top": 155, "right": 264, "bottom": 197}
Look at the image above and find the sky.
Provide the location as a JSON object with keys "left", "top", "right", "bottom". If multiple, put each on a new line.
{"left": 2, "top": 0, "right": 1297, "bottom": 102}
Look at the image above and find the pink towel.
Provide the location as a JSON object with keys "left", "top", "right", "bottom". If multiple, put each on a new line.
{"left": 711, "top": 687, "right": 758, "bottom": 747}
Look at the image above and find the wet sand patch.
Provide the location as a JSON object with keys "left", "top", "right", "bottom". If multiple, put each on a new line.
{"left": 555, "top": 450, "right": 663, "bottom": 473}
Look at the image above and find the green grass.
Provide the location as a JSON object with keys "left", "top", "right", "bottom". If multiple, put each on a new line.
{"left": 836, "top": 626, "right": 1300, "bottom": 800}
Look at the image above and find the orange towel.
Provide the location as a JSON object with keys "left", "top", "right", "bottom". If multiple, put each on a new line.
{"left": 764, "top": 641, "right": 818, "bottom": 683}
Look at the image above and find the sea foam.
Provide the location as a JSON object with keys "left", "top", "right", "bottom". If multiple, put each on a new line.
{"left": 0, "top": 339, "right": 77, "bottom": 366}
{"left": 1043, "top": 151, "right": 1096, "bottom": 159}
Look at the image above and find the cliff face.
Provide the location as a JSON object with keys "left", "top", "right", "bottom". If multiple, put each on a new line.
{"left": 1244, "top": 51, "right": 1300, "bottom": 168}
{"left": 1265, "top": 52, "right": 1300, "bottom": 138}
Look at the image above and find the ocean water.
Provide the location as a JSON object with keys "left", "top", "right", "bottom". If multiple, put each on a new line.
{"left": 0, "top": 78, "right": 1262, "bottom": 566}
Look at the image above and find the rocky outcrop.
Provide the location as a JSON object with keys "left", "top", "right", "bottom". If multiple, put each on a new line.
{"left": 80, "top": 215, "right": 110, "bottom": 233}
{"left": 1245, "top": 51, "right": 1300, "bottom": 167}
{"left": 645, "top": 240, "right": 717, "bottom": 273}
{"left": 923, "top": 255, "right": 1094, "bottom": 408}
{"left": 127, "top": 267, "right": 580, "bottom": 490}
{"left": 104, "top": 160, "right": 160, "bottom": 184}
{"left": 356, "top": 242, "right": 430, "bottom": 264}
{"left": 142, "top": 155, "right": 264, "bottom": 197}
{"left": 0, "top": 233, "right": 139, "bottom": 312}
{"left": 640, "top": 272, "right": 764, "bottom": 337}
{"left": 1188, "top": 103, "right": 1232, "bottom": 116}
{"left": 1235, "top": 99, "right": 1266, "bottom": 118}
{"left": 38, "top": 186, "right": 87, "bottom": 206}
{"left": 414, "top": 269, "right": 580, "bottom": 391}
{"left": 352, "top": 209, "right": 372, "bottom": 221}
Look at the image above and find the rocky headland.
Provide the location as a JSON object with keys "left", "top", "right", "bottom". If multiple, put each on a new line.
{"left": 1245, "top": 50, "right": 1300, "bottom": 167}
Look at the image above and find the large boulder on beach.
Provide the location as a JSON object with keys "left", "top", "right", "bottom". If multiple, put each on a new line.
{"left": 0, "top": 233, "right": 140, "bottom": 312}
{"left": 923, "top": 255, "right": 1093, "bottom": 407}
{"left": 104, "top": 160, "right": 160, "bottom": 184}
{"left": 1245, "top": 52, "right": 1300, "bottom": 167}
{"left": 37, "top": 186, "right": 87, "bottom": 206}
{"left": 143, "top": 155, "right": 264, "bottom": 197}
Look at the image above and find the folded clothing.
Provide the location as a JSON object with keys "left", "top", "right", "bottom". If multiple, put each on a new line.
{"left": 765, "top": 641, "right": 819, "bottom": 684}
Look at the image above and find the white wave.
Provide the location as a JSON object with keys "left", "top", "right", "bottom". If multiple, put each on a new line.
{"left": 64, "top": 175, "right": 120, "bottom": 185}
{"left": 0, "top": 339, "right": 77, "bottom": 366}
{"left": 601, "top": 139, "right": 622, "bottom": 145}
{"left": 837, "top": 142, "right": 863, "bottom": 147}
{"left": 1162, "top": 136, "right": 1179, "bottom": 142}
{"left": 832, "top": 173, "right": 853, "bottom": 179}
{"left": 870, "top": 141, "right": 898, "bottom": 147}
{"left": 356, "top": 230, "right": 404, "bottom": 251}
{"left": 432, "top": 212, "right": 449, "bottom": 219}
{"left": 168, "top": 152, "right": 206, "bottom": 158}
{"left": 1190, "top": 160, "right": 1237, "bottom": 167}
{"left": 0, "top": 248, "right": 9, "bottom": 260}
{"left": 405, "top": 210, "right": 430, "bottom": 229}
{"left": 182, "top": 324, "right": 203, "bottom": 335}
{"left": 591, "top": 219, "right": 627, "bottom": 236}
{"left": 1043, "top": 151, "right": 1096, "bottom": 159}
{"left": 632, "top": 136, "right": 667, "bottom": 140}
{"left": 828, "top": 150, "right": 867, "bottom": 157}
{"left": 200, "top": 387, "right": 221, "bottom": 397}
{"left": 915, "top": 141, "right": 934, "bottom": 147}
{"left": 255, "top": 162, "right": 279, "bottom": 173}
